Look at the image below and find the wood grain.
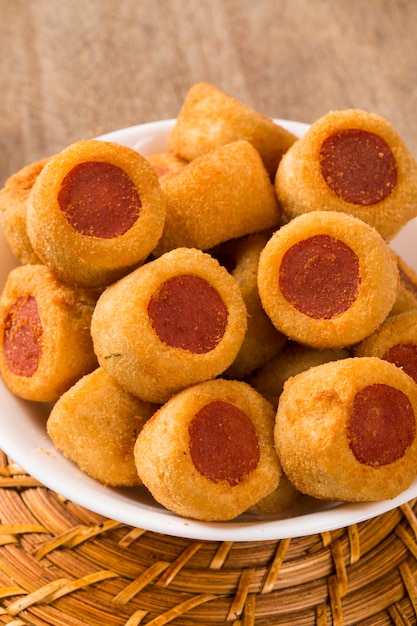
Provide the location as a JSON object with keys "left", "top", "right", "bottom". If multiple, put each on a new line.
{"left": 1, "top": 0, "right": 417, "bottom": 181}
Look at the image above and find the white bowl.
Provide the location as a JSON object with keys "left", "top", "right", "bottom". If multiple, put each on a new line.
{"left": 1, "top": 118, "right": 416, "bottom": 541}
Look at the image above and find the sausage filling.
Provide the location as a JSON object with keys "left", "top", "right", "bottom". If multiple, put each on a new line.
{"left": 320, "top": 129, "right": 397, "bottom": 205}
{"left": 3, "top": 296, "right": 42, "bottom": 376}
{"left": 58, "top": 161, "right": 141, "bottom": 238}
{"left": 279, "top": 234, "right": 361, "bottom": 319}
{"left": 347, "top": 383, "right": 415, "bottom": 466}
{"left": 147, "top": 274, "right": 228, "bottom": 353}
{"left": 188, "top": 400, "right": 260, "bottom": 485}
{"left": 383, "top": 343, "right": 417, "bottom": 385}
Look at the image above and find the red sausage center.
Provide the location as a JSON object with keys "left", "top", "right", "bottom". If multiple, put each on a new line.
{"left": 383, "top": 343, "right": 417, "bottom": 385}
{"left": 188, "top": 400, "right": 260, "bottom": 486}
{"left": 3, "top": 296, "right": 42, "bottom": 377}
{"left": 279, "top": 234, "right": 361, "bottom": 319}
{"left": 58, "top": 161, "right": 141, "bottom": 238}
{"left": 347, "top": 383, "right": 415, "bottom": 466}
{"left": 320, "top": 129, "right": 397, "bottom": 205}
{"left": 147, "top": 275, "right": 228, "bottom": 354}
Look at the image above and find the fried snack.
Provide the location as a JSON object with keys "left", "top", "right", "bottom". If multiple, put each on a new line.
{"left": 275, "top": 109, "right": 417, "bottom": 240}
{"left": 355, "top": 310, "right": 417, "bottom": 384}
{"left": 0, "top": 157, "right": 50, "bottom": 264}
{"left": 26, "top": 139, "right": 167, "bottom": 288}
{"left": 390, "top": 252, "right": 417, "bottom": 315}
{"left": 47, "top": 367, "right": 157, "bottom": 487}
{"left": 275, "top": 357, "right": 417, "bottom": 502}
{"left": 134, "top": 379, "right": 281, "bottom": 521}
{"left": 212, "top": 234, "right": 286, "bottom": 379}
{"left": 246, "top": 473, "right": 300, "bottom": 515}
{"left": 248, "top": 341, "right": 350, "bottom": 408}
{"left": 257, "top": 211, "right": 399, "bottom": 349}
{"left": 167, "top": 82, "right": 297, "bottom": 178}
{"left": 0, "top": 264, "right": 97, "bottom": 402}
{"left": 153, "top": 140, "right": 280, "bottom": 256}
{"left": 91, "top": 247, "right": 248, "bottom": 404}
{"left": 146, "top": 152, "right": 188, "bottom": 179}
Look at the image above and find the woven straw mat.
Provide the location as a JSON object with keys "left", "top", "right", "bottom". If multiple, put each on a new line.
{"left": 0, "top": 450, "right": 417, "bottom": 625}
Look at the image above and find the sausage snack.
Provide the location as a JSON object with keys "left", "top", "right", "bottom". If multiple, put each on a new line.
{"left": 213, "top": 234, "right": 286, "bottom": 379}
{"left": 275, "top": 109, "right": 417, "bottom": 240}
{"left": 275, "top": 357, "right": 417, "bottom": 502}
{"left": 47, "top": 367, "right": 157, "bottom": 487}
{"left": 145, "top": 152, "right": 188, "bottom": 179}
{"left": 153, "top": 140, "right": 280, "bottom": 256}
{"left": 134, "top": 379, "right": 281, "bottom": 521}
{"left": 0, "top": 157, "right": 49, "bottom": 265}
{"left": 167, "top": 82, "right": 297, "bottom": 178}
{"left": 91, "top": 247, "right": 248, "bottom": 403}
{"left": 248, "top": 341, "right": 349, "bottom": 408}
{"left": 26, "top": 139, "right": 167, "bottom": 287}
{"left": 246, "top": 473, "right": 300, "bottom": 515}
{"left": 257, "top": 211, "right": 399, "bottom": 349}
{"left": 0, "top": 264, "right": 97, "bottom": 402}
{"left": 390, "top": 253, "right": 417, "bottom": 316}
{"left": 355, "top": 310, "right": 417, "bottom": 385}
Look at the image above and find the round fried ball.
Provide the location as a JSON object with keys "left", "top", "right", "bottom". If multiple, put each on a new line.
{"left": 257, "top": 211, "right": 399, "bottom": 349}
{"left": 47, "top": 367, "right": 157, "bottom": 487}
{"left": 134, "top": 379, "right": 281, "bottom": 521}
{"left": 275, "top": 357, "right": 417, "bottom": 502}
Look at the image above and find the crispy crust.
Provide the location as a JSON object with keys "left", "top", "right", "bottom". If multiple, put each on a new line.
{"left": 246, "top": 473, "right": 300, "bottom": 515}
{"left": 355, "top": 310, "right": 417, "bottom": 363}
{"left": 47, "top": 367, "right": 157, "bottom": 487}
{"left": 145, "top": 152, "right": 188, "bottom": 179}
{"left": 91, "top": 248, "right": 248, "bottom": 403}
{"left": 248, "top": 342, "right": 350, "bottom": 408}
{"left": 217, "top": 234, "right": 286, "bottom": 379}
{"left": 275, "top": 357, "right": 417, "bottom": 501}
{"left": 257, "top": 211, "right": 399, "bottom": 348}
{"left": 0, "top": 264, "right": 97, "bottom": 402}
{"left": 0, "top": 157, "right": 50, "bottom": 264}
{"left": 390, "top": 252, "right": 417, "bottom": 315}
{"left": 134, "top": 379, "right": 281, "bottom": 521}
{"left": 167, "top": 82, "right": 297, "bottom": 178}
{"left": 26, "top": 140, "right": 167, "bottom": 287}
{"left": 275, "top": 109, "right": 417, "bottom": 240}
{"left": 153, "top": 141, "right": 281, "bottom": 255}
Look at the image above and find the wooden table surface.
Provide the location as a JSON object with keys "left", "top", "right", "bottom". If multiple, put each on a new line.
{"left": 1, "top": 0, "right": 417, "bottom": 185}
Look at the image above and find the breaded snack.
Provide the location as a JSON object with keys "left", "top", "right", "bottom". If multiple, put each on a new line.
{"left": 212, "top": 234, "right": 286, "bottom": 379}
{"left": 248, "top": 341, "right": 350, "bottom": 408}
{"left": 390, "top": 252, "right": 417, "bottom": 315}
{"left": 26, "top": 139, "right": 167, "bottom": 288}
{"left": 47, "top": 367, "right": 157, "bottom": 487}
{"left": 246, "top": 473, "right": 300, "bottom": 515}
{"left": 257, "top": 211, "right": 399, "bottom": 349}
{"left": 275, "top": 109, "right": 417, "bottom": 240}
{"left": 91, "top": 248, "right": 248, "bottom": 403}
{"left": 0, "top": 157, "right": 49, "bottom": 264}
{"left": 275, "top": 357, "right": 417, "bottom": 502}
{"left": 146, "top": 152, "right": 188, "bottom": 179}
{"left": 153, "top": 140, "right": 281, "bottom": 256}
{"left": 355, "top": 310, "right": 417, "bottom": 384}
{"left": 0, "top": 265, "right": 97, "bottom": 402}
{"left": 167, "top": 82, "right": 297, "bottom": 178}
{"left": 134, "top": 379, "right": 281, "bottom": 521}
